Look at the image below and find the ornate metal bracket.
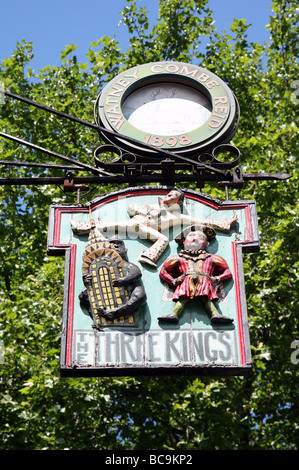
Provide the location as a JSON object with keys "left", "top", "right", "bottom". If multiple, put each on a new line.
{"left": 0, "top": 88, "right": 292, "bottom": 196}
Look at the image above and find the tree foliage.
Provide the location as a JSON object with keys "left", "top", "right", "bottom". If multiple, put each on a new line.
{"left": 0, "top": 0, "right": 298, "bottom": 450}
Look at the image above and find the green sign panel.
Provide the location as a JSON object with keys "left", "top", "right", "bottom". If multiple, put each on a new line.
{"left": 47, "top": 186, "right": 259, "bottom": 376}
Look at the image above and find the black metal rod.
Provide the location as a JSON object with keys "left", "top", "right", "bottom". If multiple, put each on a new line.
{"left": 0, "top": 172, "right": 291, "bottom": 187}
{"left": 0, "top": 131, "right": 112, "bottom": 176}
{"left": 242, "top": 173, "right": 291, "bottom": 181}
{"left": 0, "top": 174, "right": 221, "bottom": 186}
{"left": 0, "top": 89, "right": 99, "bottom": 131}
{"left": 0, "top": 156, "right": 290, "bottom": 182}
{"left": 0, "top": 159, "right": 83, "bottom": 170}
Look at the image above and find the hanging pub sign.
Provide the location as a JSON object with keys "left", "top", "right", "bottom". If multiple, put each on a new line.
{"left": 47, "top": 186, "right": 259, "bottom": 377}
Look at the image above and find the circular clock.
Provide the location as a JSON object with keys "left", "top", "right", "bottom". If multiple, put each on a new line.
{"left": 96, "top": 61, "right": 239, "bottom": 159}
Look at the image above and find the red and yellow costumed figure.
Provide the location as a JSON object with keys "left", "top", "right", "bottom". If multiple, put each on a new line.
{"left": 158, "top": 225, "right": 234, "bottom": 324}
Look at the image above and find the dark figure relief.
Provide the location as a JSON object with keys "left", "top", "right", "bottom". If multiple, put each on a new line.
{"left": 79, "top": 214, "right": 146, "bottom": 328}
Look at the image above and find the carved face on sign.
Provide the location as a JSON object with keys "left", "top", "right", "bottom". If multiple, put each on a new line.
{"left": 183, "top": 230, "right": 209, "bottom": 251}
{"left": 161, "top": 189, "right": 184, "bottom": 207}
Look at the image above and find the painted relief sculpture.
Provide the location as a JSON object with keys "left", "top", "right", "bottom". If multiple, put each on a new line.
{"left": 79, "top": 214, "right": 146, "bottom": 328}
{"left": 71, "top": 188, "right": 237, "bottom": 268}
{"left": 158, "top": 225, "right": 234, "bottom": 325}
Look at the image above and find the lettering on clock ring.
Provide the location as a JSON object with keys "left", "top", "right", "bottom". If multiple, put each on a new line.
{"left": 144, "top": 134, "right": 193, "bottom": 147}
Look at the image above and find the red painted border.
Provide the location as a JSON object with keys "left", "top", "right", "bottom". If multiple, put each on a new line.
{"left": 52, "top": 190, "right": 254, "bottom": 369}
{"left": 52, "top": 209, "right": 77, "bottom": 366}
{"left": 65, "top": 245, "right": 76, "bottom": 366}
{"left": 232, "top": 242, "right": 245, "bottom": 365}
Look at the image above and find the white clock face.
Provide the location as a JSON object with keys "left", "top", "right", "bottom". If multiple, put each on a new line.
{"left": 122, "top": 83, "right": 212, "bottom": 136}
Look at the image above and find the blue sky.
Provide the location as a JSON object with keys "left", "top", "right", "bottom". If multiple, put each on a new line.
{"left": 0, "top": 0, "right": 273, "bottom": 72}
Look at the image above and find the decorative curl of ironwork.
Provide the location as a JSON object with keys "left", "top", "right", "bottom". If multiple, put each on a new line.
{"left": 0, "top": 88, "right": 291, "bottom": 199}
{"left": 93, "top": 142, "right": 241, "bottom": 171}
{"left": 92, "top": 139, "right": 242, "bottom": 190}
